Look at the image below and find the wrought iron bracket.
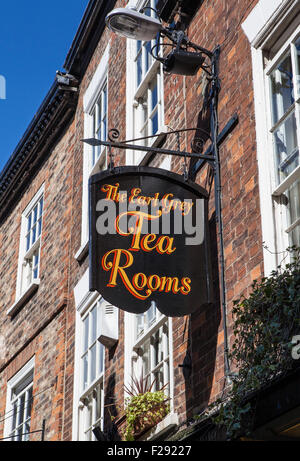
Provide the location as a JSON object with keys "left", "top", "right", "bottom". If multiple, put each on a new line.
{"left": 189, "top": 113, "right": 239, "bottom": 180}
{"left": 82, "top": 132, "right": 217, "bottom": 165}
{"left": 82, "top": 127, "right": 216, "bottom": 169}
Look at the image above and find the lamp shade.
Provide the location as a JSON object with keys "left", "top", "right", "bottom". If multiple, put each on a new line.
{"left": 105, "top": 8, "right": 162, "bottom": 41}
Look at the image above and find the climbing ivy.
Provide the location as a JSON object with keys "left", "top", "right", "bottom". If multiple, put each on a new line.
{"left": 210, "top": 248, "right": 300, "bottom": 439}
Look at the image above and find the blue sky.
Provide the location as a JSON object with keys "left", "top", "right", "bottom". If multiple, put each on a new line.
{"left": 0, "top": 0, "right": 88, "bottom": 173}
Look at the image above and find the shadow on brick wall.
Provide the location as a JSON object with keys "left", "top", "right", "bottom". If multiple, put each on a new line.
{"left": 184, "top": 211, "right": 222, "bottom": 420}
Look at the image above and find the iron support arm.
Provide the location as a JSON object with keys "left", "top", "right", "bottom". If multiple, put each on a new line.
{"left": 82, "top": 138, "right": 216, "bottom": 162}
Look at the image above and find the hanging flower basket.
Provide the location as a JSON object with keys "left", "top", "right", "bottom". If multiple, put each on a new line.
{"left": 124, "top": 391, "right": 170, "bottom": 441}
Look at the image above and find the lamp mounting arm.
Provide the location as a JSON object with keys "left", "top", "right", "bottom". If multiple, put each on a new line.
{"left": 153, "top": 26, "right": 215, "bottom": 76}
{"left": 161, "top": 27, "right": 213, "bottom": 59}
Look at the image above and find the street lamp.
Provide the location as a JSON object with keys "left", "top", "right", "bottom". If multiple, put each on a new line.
{"left": 106, "top": 7, "right": 162, "bottom": 41}
{"left": 105, "top": 7, "right": 212, "bottom": 76}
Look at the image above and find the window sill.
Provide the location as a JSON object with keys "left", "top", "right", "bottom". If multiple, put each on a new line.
{"left": 272, "top": 164, "right": 300, "bottom": 196}
{"left": 135, "top": 59, "right": 160, "bottom": 100}
{"left": 24, "top": 236, "right": 41, "bottom": 261}
{"left": 75, "top": 240, "right": 89, "bottom": 262}
{"left": 7, "top": 279, "right": 40, "bottom": 317}
{"left": 79, "top": 373, "right": 104, "bottom": 403}
{"left": 138, "top": 412, "right": 179, "bottom": 441}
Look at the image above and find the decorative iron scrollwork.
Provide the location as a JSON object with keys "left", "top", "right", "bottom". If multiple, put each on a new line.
{"left": 108, "top": 128, "right": 120, "bottom": 142}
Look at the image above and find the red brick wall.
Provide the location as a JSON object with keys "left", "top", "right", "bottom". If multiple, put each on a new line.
{"left": 0, "top": 118, "right": 75, "bottom": 440}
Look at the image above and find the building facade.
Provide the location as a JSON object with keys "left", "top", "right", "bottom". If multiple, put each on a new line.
{"left": 0, "top": 0, "right": 299, "bottom": 442}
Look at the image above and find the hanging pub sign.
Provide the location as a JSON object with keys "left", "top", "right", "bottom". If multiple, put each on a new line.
{"left": 89, "top": 166, "right": 212, "bottom": 317}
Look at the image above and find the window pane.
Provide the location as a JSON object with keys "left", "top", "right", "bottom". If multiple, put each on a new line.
{"left": 103, "top": 85, "right": 107, "bottom": 117}
{"left": 96, "top": 385, "right": 102, "bottom": 421}
{"left": 137, "top": 53, "right": 142, "bottom": 87}
{"left": 83, "top": 353, "right": 88, "bottom": 390}
{"left": 31, "top": 225, "right": 37, "bottom": 246}
{"left": 273, "top": 111, "right": 298, "bottom": 182}
{"left": 33, "top": 206, "right": 38, "bottom": 224}
{"left": 145, "top": 41, "right": 152, "bottom": 73}
{"left": 144, "top": 1, "right": 151, "bottom": 16}
{"left": 154, "top": 368, "right": 164, "bottom": 391}
{"left": 13, "top": 373, "right": 33, "bottom": 397}
{"left": 38, "top": 218, "right": 42, "bottom": 237}
{"left": 27, "top": 214, "right": 32, "bottom": 233}
{"left": 290, "top": 225, "right": 300, "bottom": 247}
{"left": 26, "top": 388, "right": 33, "bottom": 419}
{"left": 96, "top": 102, "right": 101, "bottom": 131}
{"left": 90, "top": 345, "right": 97, "bottom": 383}
{"left": 142, "top": 340, "right": 150, "bottom": 377}
{"left": 26, "top": 234, "right": 30, "bottom": 252}
{"left": 17, "top": 426, "right": 23, "bottom": 441}
{"left": 12, "top": 402, "right": 17, "bottom": 431}
{"left": 136, "top": 314, "right": 144, "bottom": 338}
{"left": 102, "top": 116, "right": 107, "bottom": 142}
{"left": 92, "top": 146, "right": 97, "bottom": 167}
{"left": 295, "top": 37, "right": 300, "bottom": 96}
{"left": 151, "top": 82, "right": 158, "bottom": 112}
{"left": 164, "top": 323, "right": 169, "bottom": 356}
{"left": 146, "top": 302, "right": 156, "bottom": 328}
{"left": 99, "top": 343, "right": 104, "bottom": 375}
{"left": 33, "top": 251, "right": 39, "bottom": 276}
{"left": 165, "top": 363, "right": 170, "bottom": 396}
{"left": 83, "top": 316, "right": 89, "bottom": 353}
{"left": 91, "top": 307, "right": 97, "bottom": 343}
{"left": 33, "top": 265, "right": 39, "bottom": 280}
{"left": 270, "top": 52, "right": 294, "bottom": 125}
{"left": 153, "top": 329, "right": 163, "bottom": 367}
{"left": 151, "top": 111, "right": 159, "bottom": 136}
{"left": 39, "top": 198, "right": 43, "bottom": 217}
{"left": 18, "top": 394, "right": 25, "bottom": 426}
{"left": 288, "top": 179, "right": 300, "bottom": 225}
{"left": 24, "top": 422, "right": 30, "bottom": 441}
{"left": 26, "top": 261, "right": 32, "bottom": 287}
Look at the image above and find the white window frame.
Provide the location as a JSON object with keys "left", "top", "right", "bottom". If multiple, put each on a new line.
{"left": 3, "top": 357, "right": 35, "bottom": 441}
{"left": 90, "top": 82, "right": 108, "bottom": 170}
{"left": 242, "top": 0, "right": 300, "bottom": 274}
{"left": 72, "top": 269, "right": 106, "bottom": 441}
{"left": 8, "top": 186, "right": 44, "bottom": 316}
{"left": 126, "top": 0, "right": 167, "bottom": 166}
{"left": 124, "top": 307, "right": 174, "bottom": 416}
{"left": 264, "top": 29, "right": 300, "bottom": 253}
{"left": 75, "top": 44, "right": 110, "bottom": 261}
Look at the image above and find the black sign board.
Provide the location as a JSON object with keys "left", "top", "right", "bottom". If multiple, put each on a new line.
{"left": 89, "top": 166, "right": 212, "bottom": 317}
